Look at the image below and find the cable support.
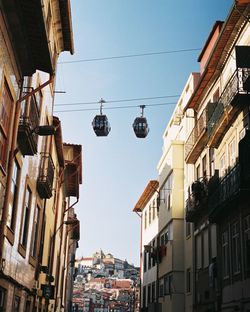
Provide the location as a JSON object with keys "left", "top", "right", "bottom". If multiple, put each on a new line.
{"left": 58, "top": 48, "right": 201, "bottom": 64}
{"left": 54, "top": 102, "right": 176, "bottom": 113}
{"left": 55, "top": 95, "right": 180, "bottom": 107}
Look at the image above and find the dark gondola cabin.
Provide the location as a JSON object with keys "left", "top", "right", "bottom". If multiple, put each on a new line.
{"left": 92, "top": 98, "right": 111, "bottom": 136}
{"left": 92, "top": 114, "right": 111, "bottom": 136}
{"left": 133, "top": 105, "right": 149, "bottom": 138}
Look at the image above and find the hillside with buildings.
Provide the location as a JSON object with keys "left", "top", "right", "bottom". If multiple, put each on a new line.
{"left": 72, "top": 250, "right": 140, "bottom": 312}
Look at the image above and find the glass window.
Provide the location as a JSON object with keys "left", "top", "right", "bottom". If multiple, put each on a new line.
{"left": 0, "top": 287, "right": 7, "bottom": 310}
{"left": 196, "top": 164, "right": 201, "bottom": 180}
{"left": 220, "top": 153, "right": 226, "bottom": 177}
{"left": 196, "top": 234, "right": 202, "bottom": 269}
{"left": 186, "top": 268, "right": 191, "bottom": 293}
{"left": 160, "top": 172, "right": 173, "bottom": 210}
{"left": 186, "top": 222, "right": 191, "bottom": 237}
{"left": 149, "top": 205, "right": 151, "bottom": 225}
{"left": 222, "top": 230, "right": 229, "bottom": 278}
{"left": 144, "top": 211, "right": 147, "bottom": 229}
{"left": 0, "top": 81, "right": 13, "bottom": 169}
{"left": 232, "top": 222, "right": 241, "bottom": 274}
{"left": 202, "top": 155, "right": 207, "bottom": 178}
{"left": 20, "top": 186, "right": 32, "bottom": 248}
{"left": 13, "top": 295, "right": 20, "bottom": 312}
{"left": 30, "top": 205, "right": 40, "bottom": 258}
{"left": 244, "top": 215, "right": 250, "bottom": 273}
{"left": 203, "top": 229, "right": 209, "bottom": 268}
{"left": 152, "top": 199, "right": 156, "bottom": 220}
{"left": 147, "top": 284, "right": 151, "bottom": 304}
{"left": 7, "top": 159, "right": 21, "bottom": 230}
{"left": 152, "top": 282, "right": 155, "bottom": 302}
{"left": 229, "top": 138, "right": 236, "bottom": 167}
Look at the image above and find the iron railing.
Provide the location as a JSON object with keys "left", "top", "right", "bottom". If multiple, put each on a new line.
{"left": 185, "top": 102, "right": 217, "bottom": 160}
{"left": 208, "top": 163, "right": 240, "bottom": 216}
{"left": 19, "top": 94, "right": 40, "bottom": 145}
{"left": 37, "top": 153, "right": 55, "bottom": 198}
{"left": 185, "top": 178, "right": 208, "bottom": 222}
{"left": 208, "top": 68, "right": 250, "bottom": 138}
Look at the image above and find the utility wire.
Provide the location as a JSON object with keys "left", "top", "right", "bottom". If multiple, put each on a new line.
{"left": 58, "top": 48, "right": 201, "bottom": 64}
{"left": 55, "top": 95, "right": 180, "bottom": 107}
{"left": 54, "top": 102, "right": 176, "bottom": 113}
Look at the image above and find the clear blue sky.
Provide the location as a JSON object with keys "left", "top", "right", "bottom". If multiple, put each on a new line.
{"left": 54, "top": 0, "right": 232, "bottom": 266}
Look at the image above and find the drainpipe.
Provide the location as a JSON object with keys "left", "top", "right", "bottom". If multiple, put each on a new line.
{"left": 0, "top": 76, "right": 54, "bottom": 271}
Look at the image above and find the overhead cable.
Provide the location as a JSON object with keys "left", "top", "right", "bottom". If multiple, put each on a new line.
{"left": 58, "top": 48, "right": 201, "bottom": 64}
{"left": 54, "top": 102, "right": 176, "bottom": 113}
{"left": 55, "top": 95, "right": 180, "bottom": 106}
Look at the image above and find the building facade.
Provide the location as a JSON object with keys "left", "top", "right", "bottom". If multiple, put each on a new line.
{"left": 184, "top": 2, "right": 250, "bottom": 311}
{"left": 0, "top": 1, "right": 82, "bottom": 311}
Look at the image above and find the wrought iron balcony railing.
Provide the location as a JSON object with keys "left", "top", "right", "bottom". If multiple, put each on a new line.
{"left": 208, "top": 69, "right": 250, "bottom": 147}
{"left": 17, "top": 94, "right": 40, "bottom": 155}
{"left": 208, "top": 163, "right": 240, "bottom": 222}
{"left": 185, "top": 178, "right": 208, "bottom": 223}
{"left": 185, "top": 103, "right": 216, "bottom": 163}
{"left": 37, "top": 153, "right": 55, "bottom": 199}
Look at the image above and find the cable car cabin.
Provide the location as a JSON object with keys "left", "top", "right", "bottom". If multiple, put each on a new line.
{"left": 133, "top": 117, "right": 149, "bottom": 138}
{"left": 92, "top": 115, "right": 111, "bottom": 136}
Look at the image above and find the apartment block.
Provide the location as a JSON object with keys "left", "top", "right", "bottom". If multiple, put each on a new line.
{"left": 184, "top": 2, "right": 250, "bottom": 311}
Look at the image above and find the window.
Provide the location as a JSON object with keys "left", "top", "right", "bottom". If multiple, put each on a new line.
{"left": 229, "top": 138, "right": 236, "bottom": 167}
{"left": 202, "top": 155, "right": 207, "bottom": 177}
{"left": 20, "top": 186, "right": 32, "bottom": 248}
{"left": 149, "top": 205, "right": 151, "bottom": 225}
{"left": 0, "top": 81, "right": 13, "bottom": 170}
{"left": 142, "top": 287, "right": 146, "bottom": 308}
{"left": 186, "top": 222, "right": 191, "bottom": 237}
{"left": 144, "top": 211, "right": 147, "bottom": 229}
{"left": 6, "top": 159, "right": 21, "bottom": 231}
{"left": 244, "top": 215, "right": 250, "bottom": 273}
{"left": 160, "top": 173, "right": 173, "bottom": 210}
{"left": 196, "top": 234, "right": 202, "bottom": 270}
{"left": 0, "top": 287, "right": 7, "bottom": 310}
{"left": 203, "top": 229, "right": 209, "bottom": 268}
{"left": 159, "top": 278, "right": 164, "bottom": 297}
{"left": 152, "top": 240, "right": 156, "bottom": 267}
{"left": 25, "top": 300, "right": 31, "bottom": 312}
{"left": 147, "top": 284, "right": 151, "bottom": 304}
{"left": 152, "top": 200, "right": 156, "bottom": 220}
{"left": 209, "top": 148, "right": 215, "bottom": 176}
{"left": 143, "top": 251, "right": 147, "bottom": 272}
{"left": 196, "top": 164, "right": 201, "bottom": 180}
{"left": 222, "top": 230, "right": 229, "bottom": 278}
{"left": 164, "top": 275, "right": 171, "bottom": 295}
{"left": 186, "top": 268, "right": 191, "bottom": 293}
{"left": 152, "top": 282, "right": 155, "bottom": 302}
{"left": 232, "top": 222, "right": 241, "bottom": 274}
{"left": 30, "top": 205, "right": 40, "bottom": 258}
{"left": 220, "top": 153, "right": 226, "bottom": 177}
{"left": 13, "top": 295, "right": 20, "bottom": 312}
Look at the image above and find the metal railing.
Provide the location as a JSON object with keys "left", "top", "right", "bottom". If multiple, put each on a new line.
{"left": 208, "top": 163, "right": 240, "bottom": 214}
{"left": 185, "top": 107, "right": 211, "bottom": 160}
{"left": 19, "top": 94, "right": 40, "bottom": 144}
{"left": 208, "top": 68, "right": 249, "bottom": 138}
{"left": 38, "top": 153, "right": 55, "bottom": 190}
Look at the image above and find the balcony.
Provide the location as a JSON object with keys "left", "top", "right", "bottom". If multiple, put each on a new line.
{"left": 208, "top": 164, "right": 241, "bottom": 222}
{"left": 64, "top": 163, "right": 79, "bottom": 198}
{"left": 37, "top": 153, "right": 55, "bottom": 199}
{"left": 185, "top": 103, "right": 216, "bottom": 164}
{"left": 17, "top": 95, "right": 40, "bottom": 156}
{"left": 185, "top": 178, "right": 208, "bottom": 223}
{"left": 208, "top": 68, "right": 250, "bottom": 148}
